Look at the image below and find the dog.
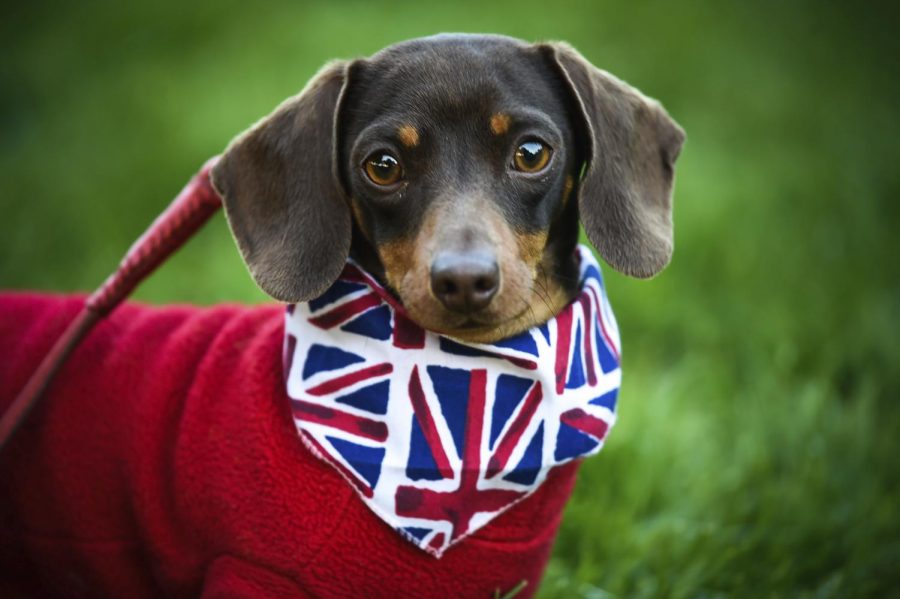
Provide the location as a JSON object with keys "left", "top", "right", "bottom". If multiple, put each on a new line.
{"left": 0, "top": 34, "right": 683, "bottom": 598}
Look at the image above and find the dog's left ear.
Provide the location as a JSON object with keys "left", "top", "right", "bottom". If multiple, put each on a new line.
{"left": 539, "top": 42, "right": 685, "bottom": 278}
{"left": 211, "top": 61, "right": 355, "bottom": 302}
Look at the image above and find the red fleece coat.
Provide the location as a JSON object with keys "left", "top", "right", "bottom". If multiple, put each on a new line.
{"left": 0, "top": 293, "right": 579, "bottom": 598}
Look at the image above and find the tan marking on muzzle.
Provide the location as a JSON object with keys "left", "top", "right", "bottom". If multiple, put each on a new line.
{"left": 377, "top": 238, "right": 417, "bottom": 292}
{"left": 377, "top": 201, "right": 574, "bottom": 344}
{"left": 397, "top": 124, "right": 420, "bottom": 148}
{"left": 515, "top": 230, "right": 549, "bottom": 272}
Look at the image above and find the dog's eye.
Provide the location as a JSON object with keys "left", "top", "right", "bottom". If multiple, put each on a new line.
{"left": 364, "top": 152, "right": 403, "bottom": 186}
{"left": 513, "top": 140, "right": 552, "bottom": 173}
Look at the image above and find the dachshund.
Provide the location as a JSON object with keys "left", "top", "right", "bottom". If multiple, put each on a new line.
{"left": 0, "top": 34, "right": 683, "bottom": 598}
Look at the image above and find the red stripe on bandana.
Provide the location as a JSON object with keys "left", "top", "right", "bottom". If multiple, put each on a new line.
{"left": 587, "top": 285, "right": 619, "bottom": 362}
{"left": 577, "top": 294, "right": 598, "bottom": 386}
{"left": 393, "top": 312, "right": 426, "bottom": 349}
{"left": 292, "top": 398, "right": 388, "bottom": 442}
{"left": 408, "top": 366, "right": 454, "bottom": 479}
{"left": 554, "top": 305, "right": 573, "bottom": 394}
{"left": 309, "top": 292, "right": 382, "bottom": 329}
{"left": 305, "top": 363, "right": 393, "bottom": 396}
{"left": 485, "top": 382, "right": 543, "bottom": 478}
{"left": 560, "top": 408, "right": 609, "bottom": 441}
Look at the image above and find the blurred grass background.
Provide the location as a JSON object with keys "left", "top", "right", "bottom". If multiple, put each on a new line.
{"left": 2, "top": 1, "right": 899, "bottom": 596}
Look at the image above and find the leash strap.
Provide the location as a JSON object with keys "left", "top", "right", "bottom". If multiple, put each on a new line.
{"left": 0, "top": 157, "right": 222, "bottom": 450}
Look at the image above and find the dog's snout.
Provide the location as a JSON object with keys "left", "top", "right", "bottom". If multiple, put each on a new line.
{"left": 430, "top": 252, "right": 499, "bottom": 313}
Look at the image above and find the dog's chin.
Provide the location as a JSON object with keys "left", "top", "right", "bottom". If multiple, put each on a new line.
{"left": 400, "top": 285, "right": 574, "bottom": 344}
{"left": 433, "top": 315, "right": 524, "bottom": 344}
{"left": 415, "top": 314, "right": 529, "bottom": 345}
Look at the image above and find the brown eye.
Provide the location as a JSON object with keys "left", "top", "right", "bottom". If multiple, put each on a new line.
{"left": 513, "top": 140, "right": 551, "bottom": 173}
{"left": 364, "top": 152, "right": 403, "bottom": 186}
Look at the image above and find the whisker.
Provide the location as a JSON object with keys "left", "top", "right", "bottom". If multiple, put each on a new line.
{"left": 532, "top": 277, "right": 555, "bottom": 316}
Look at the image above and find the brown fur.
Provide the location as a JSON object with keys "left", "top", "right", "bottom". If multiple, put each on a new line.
{"left": 397, "top": 124, "right": 419, "bottom": 148}
{"left": 489, "top": 113, "right": 511, "bottom": 136}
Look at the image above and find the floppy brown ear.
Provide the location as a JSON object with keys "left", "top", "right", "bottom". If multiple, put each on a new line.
{"left": 540, "top": 42, "right": 685, "bottom": 278}
{"left": 211, "top": 61, "right": 353, "bottom": 302}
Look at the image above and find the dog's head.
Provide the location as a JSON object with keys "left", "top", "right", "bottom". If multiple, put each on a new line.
{"left": 211, "top": 34, "right": 684, "bottom": 342}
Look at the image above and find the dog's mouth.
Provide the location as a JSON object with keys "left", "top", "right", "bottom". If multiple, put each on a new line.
{"left": 442, "top": 313, "right": 519, "bottom": 336}
{"left": 452, "top": 302, "right": 535, "bottom": 331}
{"left": 402, "top": 304, "right": 507, "bottom": 338}
{"left": 403, "top": 293, "right": 558, "bottom": 344}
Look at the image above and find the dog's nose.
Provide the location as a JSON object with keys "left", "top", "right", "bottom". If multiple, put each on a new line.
{"left": 430, "top": 252, "right": 499, "bottom": 313}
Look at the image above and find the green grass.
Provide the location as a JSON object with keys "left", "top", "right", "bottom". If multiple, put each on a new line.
{"left": 2, "top": 1, "right": 898, "bottom": 596}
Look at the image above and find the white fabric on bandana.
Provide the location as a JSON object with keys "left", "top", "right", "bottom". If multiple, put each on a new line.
{"left": 284, "top": 244, "right": 621, "bottom": 557}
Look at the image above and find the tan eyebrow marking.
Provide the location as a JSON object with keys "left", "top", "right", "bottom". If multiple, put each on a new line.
{"left": 397, "top": 124, "right": 419, "bottom": 148}
{"left": 490, "top": 113, "right": 511, "bottom": 135}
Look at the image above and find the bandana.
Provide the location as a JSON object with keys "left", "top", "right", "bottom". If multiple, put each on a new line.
{"left": 284, "top": 245, "right": 621, "bottom": 557}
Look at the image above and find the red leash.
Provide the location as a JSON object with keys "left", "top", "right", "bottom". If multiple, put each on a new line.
{"left": 0, "top": 157, "right": 222, "bottom": 450}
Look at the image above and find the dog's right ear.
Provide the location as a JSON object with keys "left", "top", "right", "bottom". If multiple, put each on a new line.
{"left": 211, "top": 61, "right": 354, "bottom": 302}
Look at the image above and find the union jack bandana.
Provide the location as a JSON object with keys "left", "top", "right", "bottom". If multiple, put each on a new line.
{"left": 283, "top": 245, "right": 621, "bottom": 557}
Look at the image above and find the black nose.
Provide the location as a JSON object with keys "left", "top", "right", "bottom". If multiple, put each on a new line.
{"left": 430, "top": 252, "right": 500, "bottom": 313}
